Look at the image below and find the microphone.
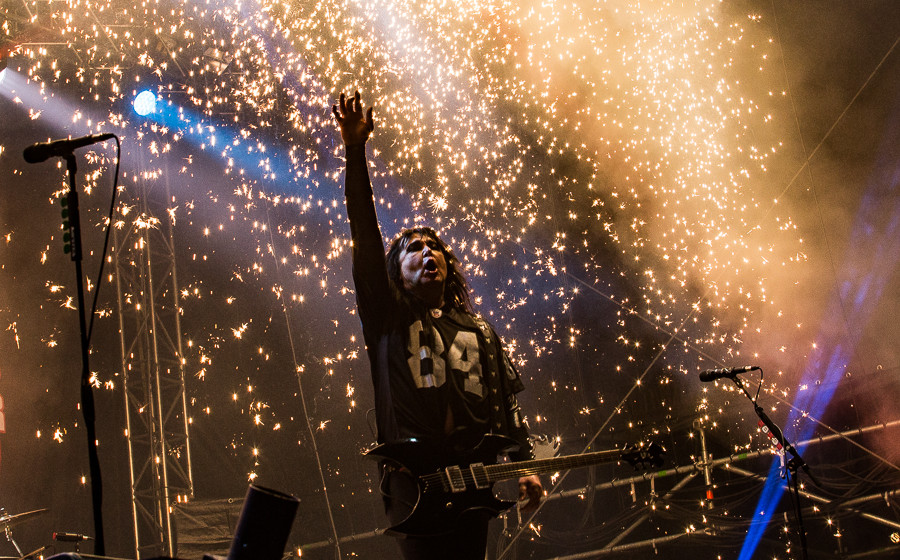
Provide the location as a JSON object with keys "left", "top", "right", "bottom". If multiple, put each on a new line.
{"left": 52, "top": 532, "right": 93, "bottom": 542}
{"left": 23, "top": 133, "right": 115, "bottom": 163}
{"left": 699, "top": 365, "right": 760, "bottom": 382}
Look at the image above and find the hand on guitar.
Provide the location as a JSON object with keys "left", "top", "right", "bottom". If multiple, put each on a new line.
{"left": 518, "top": 475, "right": 543, "bottom": 513}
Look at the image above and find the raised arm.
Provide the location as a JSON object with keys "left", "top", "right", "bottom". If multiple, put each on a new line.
{"left": 332, "top": 91, "right": 393, "bottom": 340}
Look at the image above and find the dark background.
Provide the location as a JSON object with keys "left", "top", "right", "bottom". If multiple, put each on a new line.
{"left": 1, "top": 1, "right": 899, "bottom": 558}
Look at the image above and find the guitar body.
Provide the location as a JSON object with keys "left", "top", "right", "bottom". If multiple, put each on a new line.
{"left": 367, "top": 434, "right": 520, "bottom": 537}
{"left": 366, "top": 434, "right": 663, "bottom": 538}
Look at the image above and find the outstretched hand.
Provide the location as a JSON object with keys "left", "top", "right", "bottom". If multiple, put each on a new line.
{"left": 518, "top": 474, "right": 544, "bottom": 514}
{"left": 332, "top": 91, "right": 374, "bottom": 147}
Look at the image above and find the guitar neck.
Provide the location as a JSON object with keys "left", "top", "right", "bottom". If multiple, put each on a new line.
{"left": 485, "top": 448, "right": 622, "bottom": 482}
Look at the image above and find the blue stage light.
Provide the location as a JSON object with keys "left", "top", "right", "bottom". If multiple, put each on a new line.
{"left": 133, "top": 90, "right": 157, "bottom": 116}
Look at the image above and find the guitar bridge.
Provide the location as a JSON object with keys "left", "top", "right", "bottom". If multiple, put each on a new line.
{"left": 444, "top": 466, "right": 467, "bottom": 493}
{"left": 469, "top": 463, "right": 489, "bottom": 489}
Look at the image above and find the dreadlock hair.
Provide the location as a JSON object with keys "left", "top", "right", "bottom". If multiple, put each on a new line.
{"left": 385, "top": 226, "right": 473, "bottom": 314}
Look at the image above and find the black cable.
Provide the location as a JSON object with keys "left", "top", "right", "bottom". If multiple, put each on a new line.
{"left": 86, "top": 135, "right": 122, "bottom": 343}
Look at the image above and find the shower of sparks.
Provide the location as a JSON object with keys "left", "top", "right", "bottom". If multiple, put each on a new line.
{"left": 0, "top": 0, "right": 845, "bottom": 552}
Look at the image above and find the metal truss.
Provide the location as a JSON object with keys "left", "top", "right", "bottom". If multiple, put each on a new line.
{"left": 294, "top": 420, "right": 900, "bottom": 558}
{"left": 540, "top": 420, "right": 900, "bottom": 559}
{"left": 113, "top": 173, "right": 194, "bottom": 559}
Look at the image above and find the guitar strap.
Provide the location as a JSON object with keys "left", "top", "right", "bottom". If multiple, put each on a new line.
{"left": 472, "top": 316, "right": 527, "bottom": 432}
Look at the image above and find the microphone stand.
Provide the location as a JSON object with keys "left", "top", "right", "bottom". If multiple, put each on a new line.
{"left": 62, "top": 154, "right": 106, "bottom": 556}
{"left": 731, "top": 373, "right": 818, "bottom": 560}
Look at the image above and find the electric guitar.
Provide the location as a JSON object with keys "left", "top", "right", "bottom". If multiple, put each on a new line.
{"left": 366, "top": 434, "right": 665, "bottom": 537}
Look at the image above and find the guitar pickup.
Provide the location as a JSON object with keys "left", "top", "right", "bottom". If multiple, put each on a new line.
{"left": 444, "top": 465, "right": 467, "bottom": 493}
{"left": 468, "top": 463, "right": 489, "bottom": 489}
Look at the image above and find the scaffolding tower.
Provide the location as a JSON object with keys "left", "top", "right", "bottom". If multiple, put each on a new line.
{"left": 113, "top": 172, "right": 194, "bottom": 559}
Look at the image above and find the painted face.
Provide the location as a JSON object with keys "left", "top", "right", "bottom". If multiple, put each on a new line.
{"left": 399, "top": 233, "right": 448, "bottom": 306}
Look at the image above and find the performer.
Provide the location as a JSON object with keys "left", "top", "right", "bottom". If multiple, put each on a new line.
{"left": 332, "top": 91, "right": 543, "bottom": 559}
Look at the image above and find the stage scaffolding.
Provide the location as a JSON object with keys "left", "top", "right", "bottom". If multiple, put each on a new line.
{"left": 113, "top": 170, "right": 194, "bottom": 559}
{"left": 295, "top": 420, "right": 900, "bottom": 558}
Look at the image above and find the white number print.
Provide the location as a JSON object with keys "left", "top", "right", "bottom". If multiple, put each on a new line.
{"left": 447, "top": 331, "right": 484, "bottom": 397}
{"left": 407, "top": 320, "right": 446, "bottom": 388}
{"left": 407, "top": 322, "right": 484, "bottom": 396}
